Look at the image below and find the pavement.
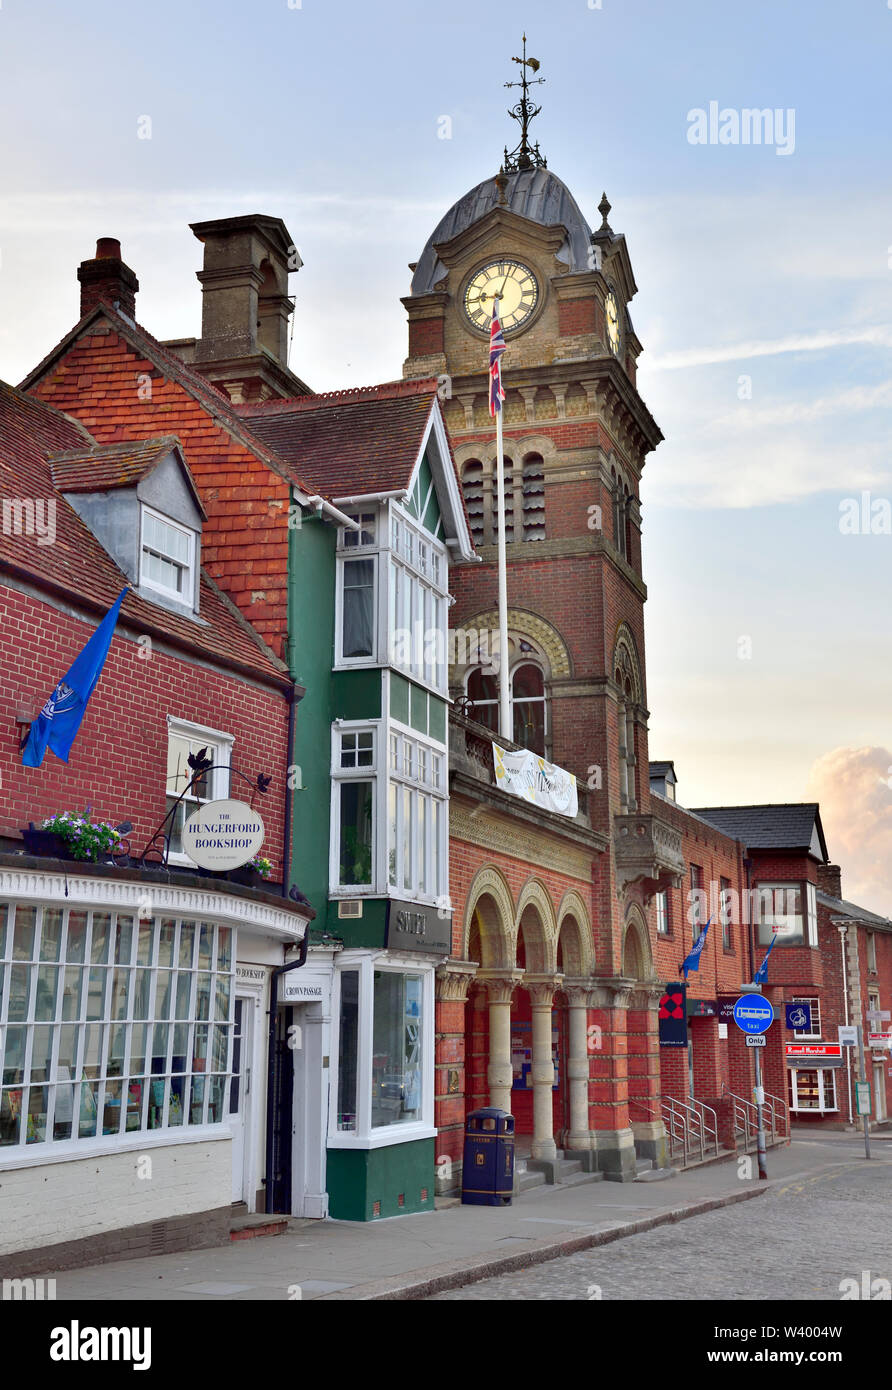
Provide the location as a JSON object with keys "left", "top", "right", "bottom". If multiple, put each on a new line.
{"left": 39, "top": 1130, "right": 891, "bottom": 1302}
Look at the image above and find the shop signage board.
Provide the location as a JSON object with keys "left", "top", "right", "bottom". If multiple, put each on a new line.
{"left": 868, "top": 1032, "right": 892, "bottom": 1050}
{"left": 385, "top": 899, "right": 452, "bottom": 955}
{"left": 687, "top": 998, "right": 717, "bottom": 1018}
{"left": 785, "top": 1043, "right": 844, "bottom": 1068}
{"left": 658, "top": 982, "right": 687, "bottom": 1047}
{"left": 182, "top": 798, "right": 265, "bottom": 871}
{"left": 282, "top": 974, "right": 327, "bottom": 1004}
{"left": 838, "top": 1025, "right": 859, "bottom": 1047}
{"left": 492, "top": 743, "right": 578, "bottom": 818}
{"left": 733, "top": 994, "right": 774, "bottom": 1035}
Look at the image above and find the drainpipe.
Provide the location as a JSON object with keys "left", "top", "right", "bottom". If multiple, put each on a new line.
{"left": 742, "top": 853, "right": 755, "bottom": 983}
{"left": 280, "top": 684, "right": 306, "bottom": 905}
{"left": 264, "top": 933, "right": 310, "bottom": 1213}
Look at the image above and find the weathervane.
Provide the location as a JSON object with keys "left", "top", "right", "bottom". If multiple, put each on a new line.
{"left": 503, "top": 34, "right": 547, "bottom": 173}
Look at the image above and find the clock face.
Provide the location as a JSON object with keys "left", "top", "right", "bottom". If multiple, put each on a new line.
{"left": 605, "top": 292, "right": 621, "bottom": 355}
{"left": 463, "top": 259, "right": 539, "bottom": 333}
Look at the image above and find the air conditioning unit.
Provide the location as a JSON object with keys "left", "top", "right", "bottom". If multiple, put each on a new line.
{"left": 338, "top": 900, "right": 363, "bottom": 919}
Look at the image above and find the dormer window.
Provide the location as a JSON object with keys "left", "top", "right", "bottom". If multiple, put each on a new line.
{"left": 140, "top": 506, "right": 195, "bottom": 603}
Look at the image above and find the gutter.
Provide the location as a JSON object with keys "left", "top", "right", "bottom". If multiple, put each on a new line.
{"left": 305, "top": 495, "right": 361, "bottom": 530}
{"left": 332, "top": 490, "right": 409, "bottom": 505}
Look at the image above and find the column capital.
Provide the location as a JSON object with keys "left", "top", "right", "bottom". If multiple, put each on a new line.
{"left": 435, "top": 958, "right": 478, "bottom": 1002}
{"left": 525, "top": 972, "right": 563, "bottom": 1008}
{"left": 562, "top": 975, "right": 598, "bottom": 1008}
{"left": 629, "top": 981, "right": 666, "bottom": 1010}
{"left": 477, "top": 969, "right": 524, "bottom": 1004}
{"left": 589, "top": 974, "right": 637, "bottom": 1010}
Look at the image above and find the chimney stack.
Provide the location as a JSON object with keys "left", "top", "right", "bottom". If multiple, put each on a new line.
{"left": 817, "top": 862, "right": 843, "bottom": 899}
{"left": 77, "top": 238, "right": 139, "bottom": 320}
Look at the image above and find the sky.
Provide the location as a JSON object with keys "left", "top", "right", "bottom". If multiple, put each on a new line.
{"left": 1, "top": 0, "right": 890, "bottom": 911}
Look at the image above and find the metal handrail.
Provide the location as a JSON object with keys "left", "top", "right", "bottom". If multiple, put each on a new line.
{"left": 632, "top": 1094, "right": 719, "bottom": 1164}
{"left": 722, "top": 1083, "right": 789, "bottom": 1148}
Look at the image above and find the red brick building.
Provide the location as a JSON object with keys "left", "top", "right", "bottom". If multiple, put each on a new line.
{"left": 0, "top": 380, "right": 313, "bottom": 1272}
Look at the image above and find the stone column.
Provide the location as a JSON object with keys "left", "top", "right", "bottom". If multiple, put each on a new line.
{"left": 526, "top": 974, "right": 562, "bottom": 1161}
{"left": 564, "top": 980, "right": 597, "bottom": 1153}
{"left": 434, "top": 961, "right": 478, "bottom": 1194}
{"left": 628, "top": 981, "right": 669, "bottom": 1169}
{"left": 478, "top": 971, "right": 522, "bottom": 1114}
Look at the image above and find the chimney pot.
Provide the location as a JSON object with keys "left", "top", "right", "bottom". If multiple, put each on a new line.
{"left": 78, "top": 238, "right": 139, "bottom": 320}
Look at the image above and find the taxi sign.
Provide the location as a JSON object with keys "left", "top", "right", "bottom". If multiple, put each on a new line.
{"left": 733, "top": 994, "right": 774, "bottom": 1035}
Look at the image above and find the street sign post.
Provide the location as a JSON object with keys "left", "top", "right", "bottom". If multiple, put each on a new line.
{"left": 733, "top": 993, "right": 773, "bottom": 1179}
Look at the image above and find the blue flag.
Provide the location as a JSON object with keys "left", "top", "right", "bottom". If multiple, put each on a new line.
{"left": 682, "top": 918, "right": 711, "bottom": 980}
{"left": 753, "top": 931, "right": 778, "bottom": 984}
{"left": 22, "top": 588, "right": 128, "bottom": 768}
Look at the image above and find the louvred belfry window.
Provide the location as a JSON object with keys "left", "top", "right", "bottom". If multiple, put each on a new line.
{"left": 460, "top": 453, "right": 545, "bottom": 544}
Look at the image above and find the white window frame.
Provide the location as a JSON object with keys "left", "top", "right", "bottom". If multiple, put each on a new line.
{"left": 165, "top": 716, "right": 233, "bottom": 867}
{"left": 329, "top": 722, "right": 380, "bottom": 896}
{"left": 327, "top": 952, "right": 436, "bottom": 1150}
{"left": 791, "top": 995, "right": 822, "bottom": 1040}
{"left": 788, "top": 1067, "right": 838, "bottom": 1113}
{"left": 387, "top": 501, "right": 450, "bottom": 697}
{"left": 755, "top": 882, "right": 807, "bottom": 948}
{"left": 387, "top": 718, "right": 448, "bottom": 906}
{"left": 806, "top": 880, "right": 818, "bottom": 947}
{"left": 655, "top": 891, "right": 669, "bottom": 936}
{"left": 139, "top": 504, "right": 196, "bottom": 606}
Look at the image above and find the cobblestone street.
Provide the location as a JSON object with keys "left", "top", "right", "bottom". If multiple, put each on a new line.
{"left": 430, "top": 1143, "right": 892, "bottom": 1301}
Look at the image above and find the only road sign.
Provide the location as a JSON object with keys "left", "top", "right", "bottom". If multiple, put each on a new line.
{"left": 746, "top": 1035, "right": 766, "bottom": 1048}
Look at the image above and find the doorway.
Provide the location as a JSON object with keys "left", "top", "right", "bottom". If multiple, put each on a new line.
{"left": 874, "top": 1062, "right": 887, "bottom": 1123}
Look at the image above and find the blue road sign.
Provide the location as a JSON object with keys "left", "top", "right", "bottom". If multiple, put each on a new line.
{"left": 733, "top": 994, "right": 774, "bottom": 1035}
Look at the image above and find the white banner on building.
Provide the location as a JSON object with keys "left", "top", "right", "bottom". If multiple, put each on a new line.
{"left": 492, "top": 744, "right": 578, "bottom": 819}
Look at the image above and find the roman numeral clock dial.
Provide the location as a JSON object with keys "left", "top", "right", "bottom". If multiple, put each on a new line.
{"left": 463, "top": 259, "right": 539, "bottom": 332}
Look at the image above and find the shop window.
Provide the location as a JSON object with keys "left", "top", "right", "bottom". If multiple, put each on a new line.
{"left": 336, "top": 970, "right": 360, "bottom": 1132}
{"left": 372, "top": 971, "right": 423, "bottom": 1128}
{"left": 165, "top": 718, "right": 233, "bottom": 859}
{"left": 330, "top": 959, "right": 434, "bottom": 1146}
{"left": 0, "top": 904, "right": 233, "bottom": 1152}
{"left": 789, "top": 1067, "right": 837, "bottom": 1112}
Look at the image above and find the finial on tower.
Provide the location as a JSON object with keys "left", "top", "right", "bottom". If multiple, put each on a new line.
{"left": 494, "top": 166, "right": 509, "bottom": 205}
{"left": 598, "top": 192, "right": 612, "bottom": 231}
{"left": 502, "top": 35, "right": 547, "bottom": 174}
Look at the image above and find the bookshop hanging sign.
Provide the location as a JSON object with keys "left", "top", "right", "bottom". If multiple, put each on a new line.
{"left": 182, "top": 799, "right": 265, "bottom": 871}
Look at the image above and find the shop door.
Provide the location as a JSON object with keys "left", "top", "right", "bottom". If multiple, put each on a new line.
{"left": 229, "top": 996, "right": 254, "bottom": 1204}
{"left": 874, "top": 1063, "right": 887, "bottom": 1123}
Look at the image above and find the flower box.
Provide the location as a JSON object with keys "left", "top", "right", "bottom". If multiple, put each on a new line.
{"left": 21, "top": 826, "right": 76, "bottom": 859}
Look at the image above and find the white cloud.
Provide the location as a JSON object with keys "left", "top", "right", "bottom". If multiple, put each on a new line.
{"left": 805, "top": 746, "right": 892, "bottom": 918}
{"left": 648, "top": 325, "right": 892, "bottom": 372}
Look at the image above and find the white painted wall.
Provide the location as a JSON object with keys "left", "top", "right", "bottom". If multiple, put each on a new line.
{"left": 0, "top": 1134, "right": 231, "bottom": 1256}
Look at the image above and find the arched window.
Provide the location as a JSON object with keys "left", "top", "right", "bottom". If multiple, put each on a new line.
{"left": 464, "top": 642, "right": 549, "bottom": 757}
{"left": 611, "top": 466, "right": 631, "bottom": 562}
{"left": 459, "top": 453, "right": 545, "bottom": 544}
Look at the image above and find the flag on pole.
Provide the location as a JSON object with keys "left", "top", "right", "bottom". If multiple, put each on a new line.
{"left": 489, "top": 297, "right": 506, "bottom": 417}
{"left": 681, "top": 918, "right": 711, "bottom": 981}
{"left": 21, "top": 587, "right": 128, "bottom": 768}
{"left": 753, "top": 930, "right": 779, "bottom": 984}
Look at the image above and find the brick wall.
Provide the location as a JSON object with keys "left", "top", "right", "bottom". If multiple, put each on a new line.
{"left": 1, "top": 585, "right": 289, "bottom": 874}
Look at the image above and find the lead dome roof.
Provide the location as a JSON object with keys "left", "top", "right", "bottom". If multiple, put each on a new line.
{"left": 410, "top": 166, "right": 595, "bottom": 297}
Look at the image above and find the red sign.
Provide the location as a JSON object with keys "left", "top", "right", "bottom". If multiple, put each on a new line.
{"left": 785, "top": 1042, "right": 843, "bottom": 1066}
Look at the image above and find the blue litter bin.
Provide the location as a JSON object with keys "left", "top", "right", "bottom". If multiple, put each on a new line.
{"left": 461, "top": 1107, "right": 515, "bottom": 1206}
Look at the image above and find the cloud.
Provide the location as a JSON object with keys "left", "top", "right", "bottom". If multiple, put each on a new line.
{"left": 649, "top": 326, "right": 892, "bottom": 372}
{"left": 805, "top": 746, "right": 892, "bottom": 918}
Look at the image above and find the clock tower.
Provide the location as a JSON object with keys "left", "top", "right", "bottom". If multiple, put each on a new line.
{"left": 402, "top": 52, "right": 664, "bottom": 853}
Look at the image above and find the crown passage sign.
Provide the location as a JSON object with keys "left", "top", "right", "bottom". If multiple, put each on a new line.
{"left": 182, "top": 799, "right": 265, "bottom": 871}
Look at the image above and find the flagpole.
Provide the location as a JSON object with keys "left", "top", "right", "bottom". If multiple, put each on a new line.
{"left": 495, "top": 400, "right": 510, "bottom": 740}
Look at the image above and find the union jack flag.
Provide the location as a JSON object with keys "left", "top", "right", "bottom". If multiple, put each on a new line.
{"left": 489, "top": 298, "right": 506, "bottom": 417}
